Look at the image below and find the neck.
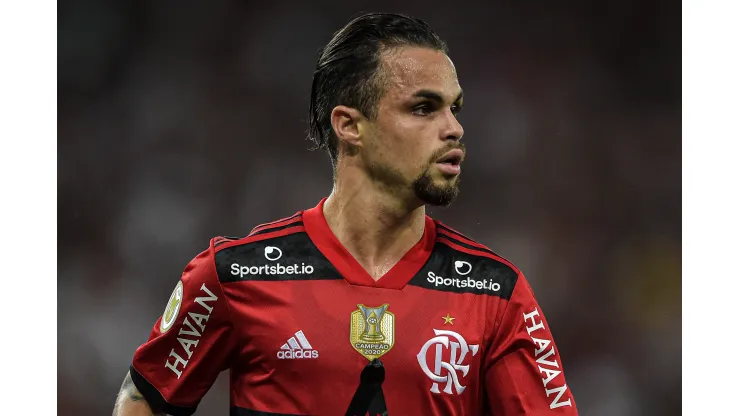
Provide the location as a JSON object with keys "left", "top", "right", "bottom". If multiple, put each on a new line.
{"left": 323, "top": 168, "right": 427, "bottom": 281}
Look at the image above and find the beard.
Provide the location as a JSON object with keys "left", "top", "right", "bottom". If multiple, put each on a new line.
{"left": 412, "top": 143, "right": 465, "bottom": 206}
{"left": 365, "top": 143, "right": 465, "bottom": 207}
{"left": 412, "top": 167, "right": 461, "bottom": 206}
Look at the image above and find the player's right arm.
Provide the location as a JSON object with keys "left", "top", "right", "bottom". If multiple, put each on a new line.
{"left": 113, "top": 371, "right": 165, "bottom": 415}
{"left": 113, "top": 240, "right": 237, "bottom": 416}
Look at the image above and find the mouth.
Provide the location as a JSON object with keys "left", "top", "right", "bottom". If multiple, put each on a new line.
{"left": 434, "top": 148, "right": 464, "bottom": 176}
{"left": 435, "top": 149, "right": 464, "bottom": 166}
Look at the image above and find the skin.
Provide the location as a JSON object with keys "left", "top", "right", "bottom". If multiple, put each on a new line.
{"left": 113, "top": 44, "right": 466, "bottom": 414}
{"left": 112, "top": 371, "right": 165, "bottom": 415}
{"left": 325, "top": 45, "right": 465, "bottom": 280}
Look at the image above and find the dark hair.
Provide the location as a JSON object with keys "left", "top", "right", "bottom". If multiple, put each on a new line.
{"left": 307, "top": 12, "right": 449, "bottom": 166}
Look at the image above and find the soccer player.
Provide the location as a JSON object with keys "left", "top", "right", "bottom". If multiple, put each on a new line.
{"left": 113, "top": 12, "right": 578, "bottom": 416}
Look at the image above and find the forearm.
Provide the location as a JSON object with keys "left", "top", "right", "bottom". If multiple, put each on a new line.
{"left": 113, "top": 371, "right": 165, "bottom": 416}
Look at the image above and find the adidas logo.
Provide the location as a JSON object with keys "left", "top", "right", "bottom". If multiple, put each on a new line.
{"left": 277, "top": 330, "right": 319, "bottom": 359}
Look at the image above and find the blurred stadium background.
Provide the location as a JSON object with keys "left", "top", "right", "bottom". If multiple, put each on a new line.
{"left": 58, "top": 0, "right": 680, "bottom": 414}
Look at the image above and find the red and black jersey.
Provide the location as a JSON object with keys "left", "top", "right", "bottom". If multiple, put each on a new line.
{"left": 130, "top": 198, "right": 577, "bottom": 415}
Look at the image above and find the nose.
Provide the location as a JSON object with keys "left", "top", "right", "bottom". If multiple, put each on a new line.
{"left": 443, "top": 110, "right": 464, "bottom": 142}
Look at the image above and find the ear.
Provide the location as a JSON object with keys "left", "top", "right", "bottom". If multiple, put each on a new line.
{"left": 330, "top": 105, "right": 365, "bottom": 148}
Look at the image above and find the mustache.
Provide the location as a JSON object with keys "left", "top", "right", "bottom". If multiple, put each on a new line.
{"left": 429, "top": 143, "right": 466, "bottom": 164}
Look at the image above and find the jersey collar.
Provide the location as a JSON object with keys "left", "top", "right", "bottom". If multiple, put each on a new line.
{"left": 302, "top": 197, "right": 436, "bottom": 290}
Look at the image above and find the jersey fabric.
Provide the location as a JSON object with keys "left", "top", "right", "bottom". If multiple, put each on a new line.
{"left": 130, "top": 198, "right": 578, "bottom": 415}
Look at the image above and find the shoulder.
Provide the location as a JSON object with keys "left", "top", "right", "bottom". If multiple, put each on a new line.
{"left": 212, "top": 210, "right": 306, "bottom": 271}
{"left": 433, "top": 219, "right": 522, "bottom": 275}
{"left": 213, "top": 210, "right": 306, "bottom": 251}
{"left": 209, "top": 210, "right": 338, "bottom": 283}
{"left": 419, "top": 218, "right": 524, "bottom": 299}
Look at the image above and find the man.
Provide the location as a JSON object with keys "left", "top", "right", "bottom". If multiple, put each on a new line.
{"left": 114, "top": 12, "right": 577, "bottom": 416}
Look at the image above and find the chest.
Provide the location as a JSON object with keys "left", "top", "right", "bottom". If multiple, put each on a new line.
{"left": 223, "top": 279, "right": 490, "bottom": 413}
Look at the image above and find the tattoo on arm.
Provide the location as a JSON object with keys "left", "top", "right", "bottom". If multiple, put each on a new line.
{"left": 123, "top": 373, "right": 145, "bottom": 400}
{"left": 118, "top": 372, "right": 147, "bottom": 403}
{"left": 127, "top": 387, "right": 145, "bottom": 402}
{"left": 114, "top": 371, "right": 165, "bottom": 415}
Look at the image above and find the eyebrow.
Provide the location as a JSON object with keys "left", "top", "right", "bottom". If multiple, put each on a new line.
{"left": 412, "top": 89, "right": 464, "bottom": 105}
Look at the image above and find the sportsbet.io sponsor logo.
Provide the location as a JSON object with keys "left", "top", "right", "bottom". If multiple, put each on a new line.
{"left": 427, "top": 271, "right": 501, "bottom": 292}
{"left": 427, "top": 259, "right": 501, "bottom": 292}
{"left": 230, "top": 245, "right": 314, "bottom": 278}
{"left": 264, "top": 246, "right": 282, "bottom": 261}
{"left": 230, "top": 263, "right": 313, "bottom": 277}
{"left": 454, "top": 260, "right": 472, "bottom": 275}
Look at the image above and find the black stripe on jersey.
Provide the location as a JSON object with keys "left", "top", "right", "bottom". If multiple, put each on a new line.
{"left": 407, "top": 242, "right": 518, "bottom": 299}
{"left": 215, "top": 221, "right": 303, "bottom": 248}
{"left": 437, "top": 236, "right": 497, "bottom": 258}
{"left": 231, "top": 407, "right": 304, "bottom": 416}
{"left": 251, "top": 212, "right": 302, "bottom": 232}
{"left": 215, "top": 236, "right": 246, "bottom": 248}
{"left": 437, "top": 234, "right": 496, "bottom": 256}
{"left": 216, "top": 231, "right": 343, "bottom": 283}
{"left": 249, "top": 221, "right": 304, "bottom": 237}
{"left": 129, "top": 365, "right": 197, "bottom": 416}
{"left": 436, "top": 222, "right": 474, "bottom": 241}
{"left": 437, "top": 227, "right": 498, "bottom": 256}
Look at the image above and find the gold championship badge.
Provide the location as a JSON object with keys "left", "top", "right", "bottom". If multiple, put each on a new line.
{"left": 350, "top": 304, "right": 395, "bottom": 361}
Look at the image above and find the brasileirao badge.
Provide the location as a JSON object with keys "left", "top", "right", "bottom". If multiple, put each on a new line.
{"left": 160, "top": 281, "right": 184, "bottom": 333}
{"left": 350, "top": 303, "right": 395, "bottom": 360}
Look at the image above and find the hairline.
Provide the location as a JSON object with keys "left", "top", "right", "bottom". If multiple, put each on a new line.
{"left": 358, "top": 43, "right": 449, "bottom": 121}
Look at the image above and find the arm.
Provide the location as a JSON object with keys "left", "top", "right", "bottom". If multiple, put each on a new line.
{"left": 484, "top": 272, "right": 578, "bottom": 414}
{"left": 113, "top": 371, "right": 165, "bottom": 416}
{"left": 116, "top": 240, "right": 236, "bottom": 416}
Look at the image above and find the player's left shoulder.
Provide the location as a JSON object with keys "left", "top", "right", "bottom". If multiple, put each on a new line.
{"left": 411, "top": 219, "right": 524, "bottom": 300}
{"left": 433, "top": 219, "right": 522, "bottom": 274}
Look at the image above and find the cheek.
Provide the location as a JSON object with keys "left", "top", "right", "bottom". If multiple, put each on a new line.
{"left": 372, "top": 114, "right": 434, "bottom": 173}
{"left": 385, "top": 124, "right": 429, "bottom": 168}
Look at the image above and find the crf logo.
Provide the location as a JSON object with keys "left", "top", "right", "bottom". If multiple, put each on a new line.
{"left": 416, "top": 329, "right": 479, "bottom": 395}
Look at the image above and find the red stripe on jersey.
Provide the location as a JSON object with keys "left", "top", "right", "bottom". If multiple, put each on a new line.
{"left": 249, "top": 212, "right": 302, "bottom": 235}
{"left": 436, "top": 228, "right": 495, "bottom": 253}
{"left": 437, "top": 237, "right": 519, "bottom": 271}
{"left": 215, "top": 226, "right": 306, "bottom": 252}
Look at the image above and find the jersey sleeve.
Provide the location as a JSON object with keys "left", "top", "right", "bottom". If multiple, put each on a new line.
{"left": 484, "top": 272, "right": 578, "bottom": 414}
{"left": 129, "top": 239, "right": 236, "bottom": 416}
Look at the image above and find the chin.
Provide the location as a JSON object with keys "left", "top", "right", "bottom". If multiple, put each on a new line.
{"left": 413, "top": 175, "right": 460, "bottom": 207}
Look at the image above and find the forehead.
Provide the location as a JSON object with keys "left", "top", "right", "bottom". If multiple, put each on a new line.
{"left": 379, "top": 46, "right": 460, "bottom": 100}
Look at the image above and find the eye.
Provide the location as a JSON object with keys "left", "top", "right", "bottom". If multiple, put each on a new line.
{"left": 451, "top": 104, "right": 463, "bottom": 115}
{"left": 412, "top": 102, "right": 434, "bottom": 116}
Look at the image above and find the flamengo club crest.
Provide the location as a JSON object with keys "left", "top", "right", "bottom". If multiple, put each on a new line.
{"left": 417, "top": 329, "right": 479, "bottom": 395}
{"left": 350, "top": 304, "right": 395, "bottom": 360}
